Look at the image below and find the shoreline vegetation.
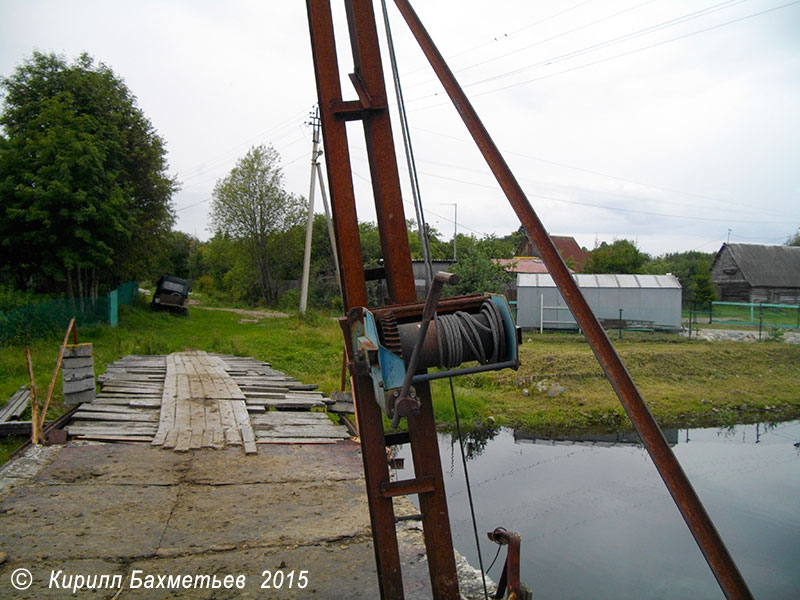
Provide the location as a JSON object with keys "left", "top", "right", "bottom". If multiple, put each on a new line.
{"left": 2, "top": 297, "right": 799, "bottom": 461}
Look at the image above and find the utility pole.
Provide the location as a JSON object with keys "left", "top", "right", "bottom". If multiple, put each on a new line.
{"left": 300, "top": 106, "right": 339, "bottom": 314}
{"left": 727, "top": 228, "right": 732, "bottom": 244}
{"left": 443, "top": 202, "right": 457, "bottom": 261}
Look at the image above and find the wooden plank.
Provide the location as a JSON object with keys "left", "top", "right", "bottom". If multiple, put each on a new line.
{"left": 63, "top": 356, "right": 95, "bottom": 369}
{"left": 72, "top": 411, "right": 158, "bottom": 423}
{"left": 256, "top": 437, "right": 339, "bottom": 444}
{"left": 251, "top": 412, "right": 333, "bottom": 425}
{"left": 163, "top": 429, "right": 178, "bottom": 449}
{"left": 204, "top": 399, "right": 224, "bottom": 449}
{"left": 244, "top": 398, "right": 325, "bottom": 409}
{"left": 218, "top": 400, "right": 241, "bottom": 446}
{"left": 252, "top": 424, "right": 349, "bottom": 439}
{"left": 0, "top": 387, "right": 29, "bottom": 422}
{"left": 96, "top": 393, "right": 162, "bottom": 400}
{"left": 189, "top": 397, "right": 205, "bottom": 449}
{"left": 175, "top": 429, "right": 192, "bottom": 452}
{"left": 67, "top": 426, "right": 157, "bottom": 437}
{"left": 153, "top": 353, "right": 178, "bottom": 446}
{"left": 74, "top": 404, "right": 156, "bottom": 415}
{"left": 62, "top": 365, "right": 95, "bottom": 381}
{"left": 231, "top": 399, "right": 255, "bottom": 453}
{"left": 240, "top": 426, "right": 257, "bottom": 455}
{"left": 129, "top": 398, "right": 162, "bottom": 409}
{"left": 76, "top": 434, "right": 153, "bottom": 443}
{"left": 62, "top": 377, "right": 96, "bottom": 394}
{"left": 174, "top": 386, "right": 192, "bottom": 437}
{"left": 64, "top": 388, "right": 96, "bottom": 406}
{"left": 93, "top": 397, "right": 143, "bottom": 406}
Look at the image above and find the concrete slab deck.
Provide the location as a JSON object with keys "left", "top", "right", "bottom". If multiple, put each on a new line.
{"left": 0, "top": 441, "right": 490, "bottom": 599}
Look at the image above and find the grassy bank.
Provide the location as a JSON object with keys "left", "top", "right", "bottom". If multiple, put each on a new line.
{"left": 430, "top": 332, "right": 800, "bottom": 434}
{"left": 2, "top": 300, "right": 799, "bottom": 455}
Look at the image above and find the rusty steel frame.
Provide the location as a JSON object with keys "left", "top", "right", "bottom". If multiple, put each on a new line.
{"left": 390, "top": 1, "right": 753, "bottom": 598}
{"left": 306, "top": 1, "right": 459, "bottom": 598}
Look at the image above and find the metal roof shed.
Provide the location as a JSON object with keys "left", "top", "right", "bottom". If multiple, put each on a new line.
{"left": 516, "top": 273, "right": 682, "bottom": 331}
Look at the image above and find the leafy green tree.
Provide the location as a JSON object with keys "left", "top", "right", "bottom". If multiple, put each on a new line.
{"left": 449, "top": 246, "right": 513, "bottom": 296}
{"left": 787, "top": 232, "right": 800, "bottom": 246}
{"left": 210, "top": 145, "right": 304, "bottom": 304}
{"left": 645, "top": 250, "right": 716, "bottom": 306}
{"left": 0, "top": 52, "right": 177, "bottom": 299}
{"left": 584, "top": 239, "right": 649, "bottom": 274}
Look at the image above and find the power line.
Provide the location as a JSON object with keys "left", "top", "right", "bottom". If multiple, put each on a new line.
{"left": 416, "top": 168, "right": 793, "bottom": 225}
{"left": 400, "top": 0, "right": 599, "bottom": 79}
{"left": 467, "top": 1, "right": 800, "bottom": 99}
{"left": 443, "top": 0, "right": 661, "bottom": 80}
{"left": 406, "top": 1, "right": 799, "bottom": 109}
{"left": 399, "top": 135, "right": 798, "bottom": 222}
{"left": 464, "top": 0, "right": 751, "bottom": 90}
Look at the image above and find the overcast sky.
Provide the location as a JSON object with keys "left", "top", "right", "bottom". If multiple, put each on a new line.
{"left": 2, "top": 0, "right": 798, "bottom": 256}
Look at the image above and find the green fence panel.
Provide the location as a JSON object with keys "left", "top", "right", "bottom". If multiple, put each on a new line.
{"left": 109, "top": 289, "right": 119, "bottom": 327}
{"left": 0, "top": 280, "right": 137, "bottom": 344}
{"left": 710, "top": 301, "right": 800, "bottom": 329}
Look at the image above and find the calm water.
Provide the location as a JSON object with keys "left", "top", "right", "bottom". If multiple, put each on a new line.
{"left": 397, "top": 421, "right": 800, "bottom": 599}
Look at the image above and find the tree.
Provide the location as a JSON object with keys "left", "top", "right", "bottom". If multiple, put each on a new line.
{"left": 210, "top": 145, "right": 304, "bottom": 304}
{"left": 645, "top": 250, "right": 716, "bottom": 306}
{"left": 787, "top": 232, "right": 800, "bottom": 247}
{"left": 584, "top": 239, "right": 649, "bottom": 274}
{"left": 0, "top": 52, "right": 178, "bottom": 298}
{"left": 449, "top": 246, "right": 513, "bottom": 296}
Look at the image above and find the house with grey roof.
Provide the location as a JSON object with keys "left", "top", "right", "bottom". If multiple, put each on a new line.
{"left": 711, "top": 243, "right": 800, "bottom": 304}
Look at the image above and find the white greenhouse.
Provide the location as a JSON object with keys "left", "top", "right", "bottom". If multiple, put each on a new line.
{"left": 516, "top": 273, "right": 682, "bottom": 331}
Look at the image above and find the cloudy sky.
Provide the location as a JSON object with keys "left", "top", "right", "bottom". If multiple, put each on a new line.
{"left": 2, "top": 0, "right": 798, "bottom": 256}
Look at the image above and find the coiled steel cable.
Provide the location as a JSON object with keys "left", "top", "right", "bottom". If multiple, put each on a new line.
{"left": 434, "top": 300, "right": 506, "bottom": 369}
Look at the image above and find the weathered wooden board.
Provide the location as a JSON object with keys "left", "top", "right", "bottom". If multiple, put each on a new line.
{"left": 67, "top": 351, "right": 336, "bottom": 452}
{"left": 251, "top": 412, "right": 334, "bottom": 425}
{"left": 256, "top": 437, "right": 339, "bottom": 444}
{"left": 0, "top": 386, "right": 30, "bottom": 422}
{"left": 243, "top": 398, "right": 325, "bottom": 409}
{"left": 63, "top": 377, "right": 96, "bottom": 394}
{"left": 72, "top": 411, "right": 158, "bottom": 423}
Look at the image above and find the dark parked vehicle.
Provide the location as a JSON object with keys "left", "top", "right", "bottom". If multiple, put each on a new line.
{"left": 151, "top": 276, "right": 190, "bottom": 315}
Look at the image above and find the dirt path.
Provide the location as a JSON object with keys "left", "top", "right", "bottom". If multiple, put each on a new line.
{"left": 188, "top": 300, "right": 289, "bottom": 320}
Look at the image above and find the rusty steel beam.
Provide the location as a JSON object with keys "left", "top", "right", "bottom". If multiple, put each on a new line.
{"left": 344, "top": 0, "right": 416, "bottom": 305}
{"left": 307, "top": 2, "right": 460, "bottom": 598}
{"left": 391, "top": 1, "right": 753, "bottom": 599}
{"left": 306, "top": 0, "right": 368, "bottom": 310}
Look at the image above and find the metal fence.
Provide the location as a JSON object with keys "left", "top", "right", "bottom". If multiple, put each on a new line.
{"left": 710, "top": 301, "right": 800, "bottom": 330}
{"left": 0, "top": 280, "right": 138, "bottom": 344}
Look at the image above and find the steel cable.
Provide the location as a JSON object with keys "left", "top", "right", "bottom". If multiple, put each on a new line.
{"left": 435, "top": 301, "right": 505, "bottom": 369}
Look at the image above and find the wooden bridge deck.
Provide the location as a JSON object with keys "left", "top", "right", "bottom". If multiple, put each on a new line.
{"left": 65, "top": 351, "right": 349, "bottom": 452}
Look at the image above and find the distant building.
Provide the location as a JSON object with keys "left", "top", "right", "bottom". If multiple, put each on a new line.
{"left": 711, "top": 243, "right": 800, "bottom": 304}
{"left": 517, "top": 235, "right": 589, "bottom": 272}
{"left": 494, "top": 257, "right": 573, "bottom": 301}
{"left": 516, "top": 273, "right": 682, "bottom": 331}
{"left": 494, "top": 257, "right": 554, "bottom": 275}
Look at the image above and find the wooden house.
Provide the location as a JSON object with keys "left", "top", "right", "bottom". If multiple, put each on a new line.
{"left": 711, "top": 243, "right": 800, "bottom": 304}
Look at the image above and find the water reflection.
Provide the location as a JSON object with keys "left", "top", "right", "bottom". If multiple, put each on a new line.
{"left": 397, "top": 420, "right": 800, "bottom": 599}
{"left": 513, "top": 428, "right": 678, "bottom": 447}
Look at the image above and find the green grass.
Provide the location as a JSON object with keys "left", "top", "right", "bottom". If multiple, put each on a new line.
{"left": 432, "top": 331, "right": 800, "bottom": 434}
{"left": 0, "top": 297, "right": 344, "bottom": 432}
{"left": 2, "top": 300, "right": 799, "bottom": 450}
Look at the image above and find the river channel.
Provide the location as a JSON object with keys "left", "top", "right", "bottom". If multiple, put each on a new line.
{"left": 397, "top": 420, "right": 799, "bottom": 599}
